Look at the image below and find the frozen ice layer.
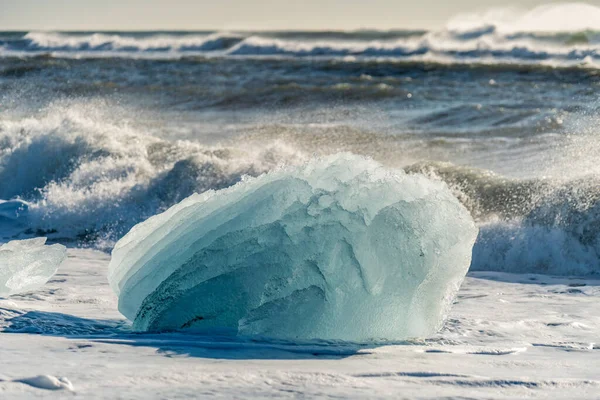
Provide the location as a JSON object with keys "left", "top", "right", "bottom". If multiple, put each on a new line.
{"left": 0, "top": 238, "right": 67, "bottom": 297}
{"left": 108, "top": 154, "right": 478, "bottom": 341}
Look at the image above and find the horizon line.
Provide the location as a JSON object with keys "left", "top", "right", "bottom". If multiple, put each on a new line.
{"left": 0, "top": 27, "right": 432, "bottom": 33}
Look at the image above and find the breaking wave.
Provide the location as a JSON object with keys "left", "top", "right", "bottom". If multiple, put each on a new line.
{"left": 13, "top": 32, "right": 244, "bottom": 53}
{"left": 0, "top": 101, "right": 306, "bottom": 248}
{"left": 408, "top": 162, "right": 600, "bottom": 276}
{"left": 447, "top": 3, "right": 600, "bottom": 34}
{"left": 1, "top": 101, "right": 600, "bottom": 276}
{"left": 3, "top": 30, "right": 598, "bottom": 66}
{"left": 226, "top": 34, "right": 599, "bottom": 66}
{"left": 0, "top": 4, "right": 599, "bottom": 68}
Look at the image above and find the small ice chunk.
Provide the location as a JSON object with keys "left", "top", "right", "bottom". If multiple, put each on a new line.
{"left": 108, "top": 154, "right": 477, "bottom": 341}
{"left": 0, "top": 238, "right": 67, "bottom": 297}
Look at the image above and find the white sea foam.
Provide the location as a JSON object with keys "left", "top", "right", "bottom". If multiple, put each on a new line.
{"left": 447, "top": 3, "right": 600, "bottom": 34}
{"left": 226, "top": 34, "right": 599, "bottom": 66}
{"left": 0, "top": 100, "right": 306, "bottom": 247}
{"left": 22, "top": 32, "right": 242, "bottom": 52}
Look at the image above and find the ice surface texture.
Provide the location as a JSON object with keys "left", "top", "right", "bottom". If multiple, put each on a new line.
{"left": 108, "top": 154, "right": 477, "bottom": 341}
{"left": 0, "top": 238, "right": 66, "bottom": 296}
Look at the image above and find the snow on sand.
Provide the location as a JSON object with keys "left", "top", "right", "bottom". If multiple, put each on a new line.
{"left": 1, "top": 249, "right": 599, "bottom": 398}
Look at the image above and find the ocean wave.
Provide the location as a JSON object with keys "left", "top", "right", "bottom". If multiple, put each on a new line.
{"left": 16, "top": 30, "right": 597, "bottom": 64}
{"left": 408, "top": 162, "right": 600, "bottom": 275}
{"left": 447, "top": 3, "right": 600, "bottom": 34}
{"left": 0, "top": 101, "right": 306, "bottom": 248}
{"left": 9, "top": 32, "right": 244, "bottom": 53}
{"left": 1, "top": 5, "right": 600, "bottom": 68}
{"left": 226, "top": 33, "right": 600, "bottom": 64}
{"left": 1, "top": 101, "right": 600, "bottom": 275}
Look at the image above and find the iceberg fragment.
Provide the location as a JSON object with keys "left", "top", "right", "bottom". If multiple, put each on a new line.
{"left": 108, "top": 154, "right": 477, "bottom": 341}
{"left": 0, "top": 238, "right": 66, "bottom": 297}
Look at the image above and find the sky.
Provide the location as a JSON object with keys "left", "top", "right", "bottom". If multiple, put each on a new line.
{"left": 0, "top": 0, "right": 597, "bottom": 31}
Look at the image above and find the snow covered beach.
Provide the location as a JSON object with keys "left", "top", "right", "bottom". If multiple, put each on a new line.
{"left": 1, "top": 248, "right": 599, "bottom": 399}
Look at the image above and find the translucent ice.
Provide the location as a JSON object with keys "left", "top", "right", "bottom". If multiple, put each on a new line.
{"left": 108, "top": 154, "right": 477, "bottom": 341}
{"left": 0, "top": 238, "right": 67, "bottom": 296}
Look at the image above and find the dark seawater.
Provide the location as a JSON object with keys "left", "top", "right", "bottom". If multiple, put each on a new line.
{"left": 1, "top": 26, "right": 600, "bottom": 274}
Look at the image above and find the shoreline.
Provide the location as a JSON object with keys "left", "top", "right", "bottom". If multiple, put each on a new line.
{"left": 1, "top": 248, "right": 598, "bottom": 398}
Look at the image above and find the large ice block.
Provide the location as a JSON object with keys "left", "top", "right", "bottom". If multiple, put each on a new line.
{"left": 108, "top": 154, "right": 477, "bottom": 341}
